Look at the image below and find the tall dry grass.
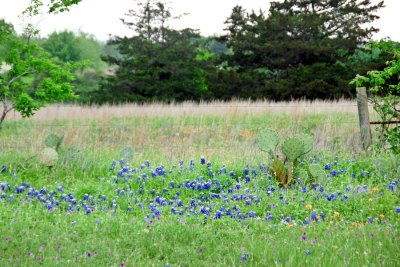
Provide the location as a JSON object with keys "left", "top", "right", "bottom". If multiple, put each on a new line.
{"left": 2, "top": 99, "right": 368, "bottom": 121}
{"left": 1, "top": 100, "right": 380, "bottom": 163}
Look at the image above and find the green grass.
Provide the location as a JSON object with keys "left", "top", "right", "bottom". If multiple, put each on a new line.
{"left": 0, "top": 112, "right": 399, "bottom": 266}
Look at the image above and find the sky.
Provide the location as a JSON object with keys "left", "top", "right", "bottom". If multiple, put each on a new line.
{"left": 0, "top": 0, "right": 399, "bottom": 41}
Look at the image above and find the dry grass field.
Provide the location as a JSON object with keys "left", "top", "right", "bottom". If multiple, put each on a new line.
{"left": 1, "top": 100, "right": 380, "bottom": 164}
{"left": 4, "top": 100, "right": 362, "bottom": 121}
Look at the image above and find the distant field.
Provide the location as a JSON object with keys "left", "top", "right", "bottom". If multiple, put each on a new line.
{"left": 4, "top": 100, "right": 364, "bottom": 121}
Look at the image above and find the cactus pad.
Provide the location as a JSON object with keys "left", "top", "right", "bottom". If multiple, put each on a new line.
{"left": 297, "top": 134, "right": 313, "bottom": 154}
{"left": 296, "top": 169, "right": 309, "bottom": 183}
{"left": 257, "top": 128, "right": 279, "bottom": 156}
{"left": 309, "top": 164, "right": 326, "bottom": 182}
{"left": 270, "top": 158, "right": 286, "bottom": 185}
{"left": 282, "top": 137, "right": 305, "bottom": 161}
{"left": 45, "top": 134, "right": 63, "bottom": 150}
{"left": 40, "top": 148, "right": 59, "bottom": 167}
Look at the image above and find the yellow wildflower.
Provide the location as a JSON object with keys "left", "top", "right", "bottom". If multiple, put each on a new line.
{"left": 334, "top": 211, "right": 340, "bottom": 217}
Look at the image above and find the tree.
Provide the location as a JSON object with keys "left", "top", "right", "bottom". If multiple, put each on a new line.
{"left": 0, "top": 20, "right": 80, "bottom": 129}
{"left": 0, "top": 0, "right": 84, "bottom": 129}
{"left": 220, "top": 0, "right": 385, "bottom": 100}
{"left": 351, "top": 40, "right": 400, "bottom": 153}
{"left": 98, "top": 0, "right": 213, "bottom": 103}
{"left": 23, "top": 0, "right": 83, "bottom": 15}
{"left": 41, "top": 30, "right": 107, "bottom": 102}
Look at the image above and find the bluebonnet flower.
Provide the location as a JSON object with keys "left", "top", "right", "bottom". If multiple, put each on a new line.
{"left": 301, "top": 233, "right": 307, "bottom": 240}
{"left": 1, "top": 165, "right": 6, "bottom": 173}
{"left": 244, "top": 168, "right": 249, "bottom": 176}
{"left": 396, "top": 207, "right": 400, "bottom": 214}
{"left": 311, "top": 210, "right": 317, "bottom": 221}
{"left": 367, "top": 217, "right": 372, "bottom": 224}
{"left": 241, "top": 254, "right": 249, "bottom": 263}
{"left": 305, "top": 250, "right": 311, "bottom": 255}
{"left": 177, "top": 200, "right": 183, "bottom": 207}
{"left": 370, "top": 233, "right": 375, "bottom": 238}
{"left": 311, "top": 183, "right": 317, "bottom": 190}
{"left": 325, "top": 163, "right": 331, "bottom": 170}
{"left": 320, "top": 212, "right": 325, "bottom": 219}
{"left": 301, "top": 187, "right": 307, "bottom": 193}
{"left": 171, "top": 207, "right": 177, "bottom": 215}
{"left": 200, "top": 157, "right": 206, "bottom": 165}
{"left": 230, "top": 171, "right": 235, "bottom": 178}
{"left": 305, "top": 217, "right": 310, "bottom": 224}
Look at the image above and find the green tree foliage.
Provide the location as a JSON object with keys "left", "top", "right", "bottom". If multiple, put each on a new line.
{"left": 23, "top": 0, "right": 83, "bottom": 15}
{"left": 217, "top": 0, "right": 385, "bottom": 100}
{"left": 351, "top": 40, "right": 400, "bottom": 153}
{"left": 0, "top": 19, "right": 79, "bottom": 129}
{"left": 97, "top": 0, "right": 214, "bottom": 103}
{"left": 41, "top": 30, "right": 107, "bottom": 102}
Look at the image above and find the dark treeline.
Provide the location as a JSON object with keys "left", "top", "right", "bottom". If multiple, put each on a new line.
{"left": 5, "top": 0, "right": 399, "bottom": 103}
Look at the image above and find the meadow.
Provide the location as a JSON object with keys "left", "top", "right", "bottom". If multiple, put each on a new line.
{"left": 0, "top": 101, "right": 399, "bottom": 267}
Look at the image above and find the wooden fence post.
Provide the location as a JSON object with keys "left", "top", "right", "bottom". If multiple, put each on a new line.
{"left": 356, "top": 87, "right": 372, "bottom": 149}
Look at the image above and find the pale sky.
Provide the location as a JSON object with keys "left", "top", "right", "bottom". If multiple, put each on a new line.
{"left": 0, "top": 0, "right": 399, "bottom": 41}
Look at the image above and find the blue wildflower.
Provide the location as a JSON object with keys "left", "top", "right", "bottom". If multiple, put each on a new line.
{"left": 241, "top": 254, "right": 249, "bottom": 263}
{"left": 325, "top": 163, "right": 331, "bottom": 170}
{"left": 311, "top": 210, "right": 317, "bottom": 221}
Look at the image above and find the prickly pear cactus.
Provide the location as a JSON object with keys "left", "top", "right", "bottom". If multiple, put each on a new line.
{"left": 257, "top": 128, "right": 279, "bottom": 156}
{"left": 286, "top": 161, "right": 294, "bottom": 187}
{"left": 296, "top": 168, "right": 309, "bottom": 183}
{"left": 282, "top": 137, "right": 305, "bottom": 161}
{"left": 270, "top": 158, "right": 286, "bottom": 185}
{"left": 40, "top": 148, "right": 59, "bottom": 167}
{"left": 297, "top": 134, "right": 313, "bottom": 154}
{"left": 45, "top": 134, "right": 63, "bottom": 150}
{"left": 309, "top": 164, "right": 326, "bottom": 182}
